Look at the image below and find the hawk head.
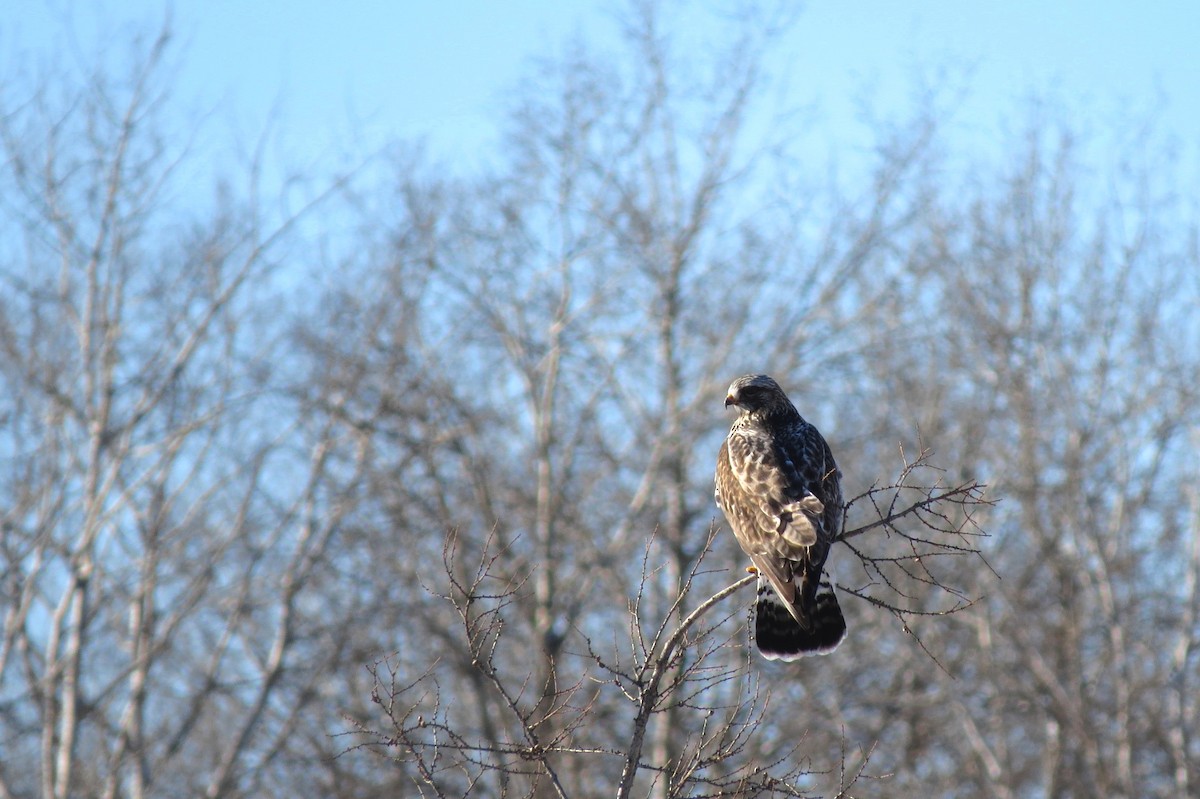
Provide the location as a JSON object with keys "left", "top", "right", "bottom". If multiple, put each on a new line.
{"left": 724, "top": 374, "right": 793, "bottom": 414}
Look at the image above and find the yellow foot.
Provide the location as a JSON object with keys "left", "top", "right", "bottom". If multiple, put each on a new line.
{"left": 745, "top": 565, "right": 759, "bottom": 575}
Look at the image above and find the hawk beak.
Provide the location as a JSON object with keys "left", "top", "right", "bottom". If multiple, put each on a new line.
{"left": 724, "top": 395, "right": 736, "bottom": 408}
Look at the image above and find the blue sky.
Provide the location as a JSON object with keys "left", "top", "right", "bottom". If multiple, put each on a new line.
{"left": 6, "top": 1, "right": 1200, "bottom": 182}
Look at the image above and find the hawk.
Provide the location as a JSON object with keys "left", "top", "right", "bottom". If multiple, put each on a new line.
{"left": 715, "top": 374, "right": 847, "bottom": 659}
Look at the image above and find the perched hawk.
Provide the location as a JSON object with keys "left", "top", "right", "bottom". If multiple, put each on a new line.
{"left": 715, "top": 374, "right": 847, "bottom": 659}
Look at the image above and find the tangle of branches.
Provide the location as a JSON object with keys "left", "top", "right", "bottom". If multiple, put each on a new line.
{"left": 341, "top": 447, "right": 992, "bottom": 797}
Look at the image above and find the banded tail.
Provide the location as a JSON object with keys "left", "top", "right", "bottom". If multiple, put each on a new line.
{"left": 754, "top": 578, "right": 846, "bottom": 660}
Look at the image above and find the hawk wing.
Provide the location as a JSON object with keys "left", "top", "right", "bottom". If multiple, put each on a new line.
{"left": 716, "top": 421, "right": 841, "bottom": 623}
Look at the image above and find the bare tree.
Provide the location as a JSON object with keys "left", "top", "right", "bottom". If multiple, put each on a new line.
{"left": 325, "top": 57, "right": 1199, "bottom": 799}
{"left": 0, "top": 24, "right": 363, "bottom": 799}
{"left": 832, "top": 108, "right": 1200, "bottom": 798}
{"left": 298, "top": 1, "right": 959, "bottom": 795}
{"left": 6, "top": 5, "right": 1197, "bottom": 799}
{"left": 346, "top": 452, "right": 988, "bottom": 798}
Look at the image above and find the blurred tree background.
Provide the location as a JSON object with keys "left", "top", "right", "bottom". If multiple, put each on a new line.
{"left": 1, "top": 3, "right": 1197, "bottom": 798}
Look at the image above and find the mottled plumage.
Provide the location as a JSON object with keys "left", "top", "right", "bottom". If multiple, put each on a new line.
{"left": 715, "top": 374, "right": 846, "bottom": 659}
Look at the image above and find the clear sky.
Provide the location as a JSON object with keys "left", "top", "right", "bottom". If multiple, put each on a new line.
{"left": 6, "top": 1, "right": 1200, "bottom": 183}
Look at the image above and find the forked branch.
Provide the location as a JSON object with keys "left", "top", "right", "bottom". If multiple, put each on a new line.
{"left": 347, "top": 446, "right": 990, "bottom": 795}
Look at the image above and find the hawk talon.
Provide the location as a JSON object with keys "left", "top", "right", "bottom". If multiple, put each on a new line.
{"left": 746, "top": 565, "right": 759, "bottom": 575}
